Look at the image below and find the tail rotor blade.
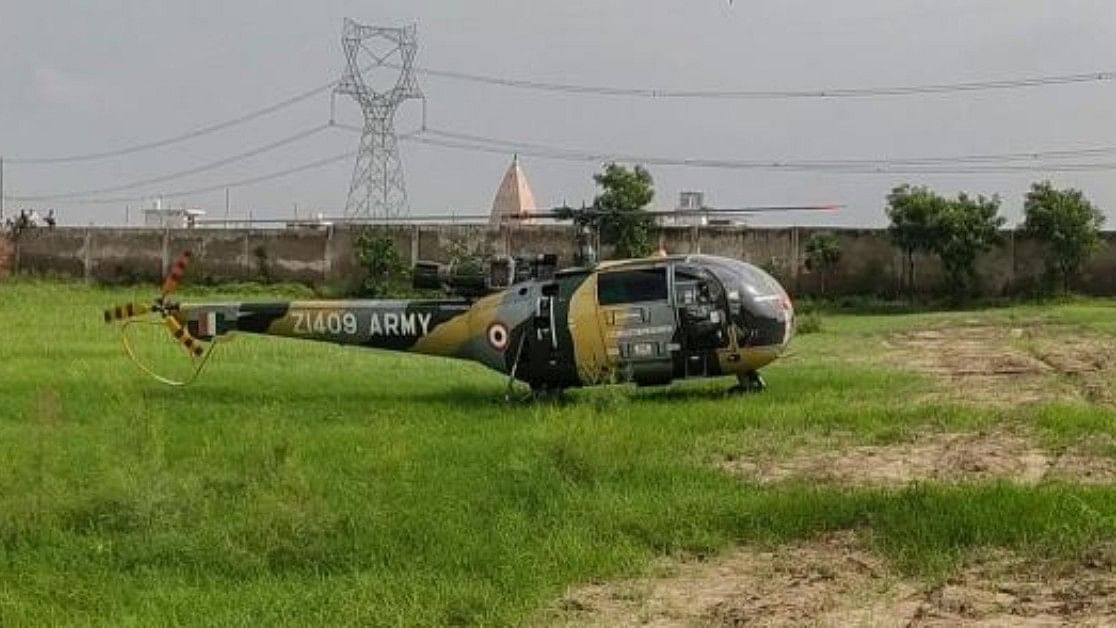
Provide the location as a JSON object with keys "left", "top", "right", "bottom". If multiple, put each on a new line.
{"left": 103, "top": 302, "right": 151, "bottom": 323}
{"left": 163, "top": 316, "right": 206, "bottom": 358}
{"left": 161, "top": 250, "right": 193, "bottom": 298}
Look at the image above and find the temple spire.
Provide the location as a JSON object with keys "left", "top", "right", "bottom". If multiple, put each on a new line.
{"left": 489, "top": 154, "right": 537, "bottom": 226}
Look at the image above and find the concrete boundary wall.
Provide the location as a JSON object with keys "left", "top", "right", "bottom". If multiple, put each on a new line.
{"left": 7, "top": 225, "right": 1116, "bottom": 297}
{"left": 0, "top": 235, "right": 12, "bottom": 278}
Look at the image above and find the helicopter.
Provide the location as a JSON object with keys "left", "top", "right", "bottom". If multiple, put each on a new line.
{"left": 102, "top": 205, "right": 836, "bottom": 397}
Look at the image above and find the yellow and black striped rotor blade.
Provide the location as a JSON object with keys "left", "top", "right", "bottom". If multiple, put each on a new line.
{"left": 163, "top": 316, "right": 206, "bottom": 358}
{"left": 103, "top": 302, "right": 151, "bottom": 323}
{"left": 161, "top": 250, "right": 193, "bottom": 298}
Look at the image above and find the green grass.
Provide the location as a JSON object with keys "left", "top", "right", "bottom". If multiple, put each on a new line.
{"left": 2, "top": 279, "right": 1116, "bottom": 625}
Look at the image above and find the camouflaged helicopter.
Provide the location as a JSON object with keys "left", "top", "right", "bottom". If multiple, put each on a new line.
{"left": 103, "top": 205, "right": 834, "bottom": 396}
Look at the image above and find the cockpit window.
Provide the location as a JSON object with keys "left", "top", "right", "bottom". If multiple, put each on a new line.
{"left": 598, "top": 268, "right": 668, "bottom": 305}
{"left": 675, "top": 267, "right": 726, "bottom": 305}
{"left": 697, "top": 256, "right": 785, "bottom": 299}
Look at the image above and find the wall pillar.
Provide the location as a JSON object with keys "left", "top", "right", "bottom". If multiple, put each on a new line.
{"left": 83, "top": 229, "right": 93, "bottom": 283}
{"left": 1009, "top": 228, "right": 1017, "bottom": 291}
{"left": 323, "top": 226, "right": 334, "bottom": 283}
{"left": 160, "top": 229, "right": 171, "bottom": 277}
{"left": 241, "top": 231, "right": 251, "bottom": 275}
{"left": 0, "top": 234, "right": 13, "bottom": 278}
{"left": 790, "top": 226, "right": 801, "bottom": 293}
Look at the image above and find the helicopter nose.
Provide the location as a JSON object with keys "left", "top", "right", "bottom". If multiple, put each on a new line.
{"left": 780, "top": 295, "right": 795, "bottom": 348}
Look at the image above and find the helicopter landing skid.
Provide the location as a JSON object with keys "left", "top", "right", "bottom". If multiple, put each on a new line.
{"left": 732, "top": 371, "right": 767, "bottom": 394}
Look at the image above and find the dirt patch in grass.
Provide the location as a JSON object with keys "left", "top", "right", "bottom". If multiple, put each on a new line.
{"left": 545, "top": 535, "right": 1116, "bottom": 627}
{"left": 722, "top": 430, "right": 1116, "bottom": 487}
{"left": 915, "top": 547, "right": 1116, "bottom": 627}
{"left": 544, "top": 532, "right": 919, "bottom": 627}
{"left": 879, "top": 324, "right": 1115, "bottom": 406}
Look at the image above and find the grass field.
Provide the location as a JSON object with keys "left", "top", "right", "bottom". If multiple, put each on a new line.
{"left": 2, "top": 279, "right": 1116, "bottom": 625}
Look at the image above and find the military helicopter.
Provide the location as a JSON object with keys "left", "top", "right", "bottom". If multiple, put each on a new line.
{"left": 102, "top": 205, "right": 836, "bottom": 396}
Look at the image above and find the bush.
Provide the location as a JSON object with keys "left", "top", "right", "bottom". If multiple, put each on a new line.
{"left": 795, "top": 310, "right": 824, "bottom": 334}
{"left": 354, "top": 229, "right": 406, "bottom": 297}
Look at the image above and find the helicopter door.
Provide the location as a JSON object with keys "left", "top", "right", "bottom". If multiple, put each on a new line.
{"left": 523, "top": 282, "right": 569, "bottom": 388}
{"left": 673, "top": 267, "right": 730, "bottom": 377}
{"left": 596, "top": 267, "right": 676, "bottom": 386}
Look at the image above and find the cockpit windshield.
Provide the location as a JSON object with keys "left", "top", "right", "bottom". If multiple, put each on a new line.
{"left": 688, "top": 255, "right": 792, "bottom": 347}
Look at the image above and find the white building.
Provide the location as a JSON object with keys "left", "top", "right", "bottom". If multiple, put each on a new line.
{"left": 143, "top": 208, "right": 205, "bottom": 229}
{"left": 665, "top": 191, "right": 708, "bottom": 226}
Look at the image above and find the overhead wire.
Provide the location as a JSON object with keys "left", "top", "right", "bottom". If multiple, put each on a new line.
{"left": 422, "top": 127, "right": 1116, "bottom": 167}
{"left": 7, "top": 82, "right": 339, "bottom": 165}
{"left": 8, "top": 57, "right": 1116, "bottom": 202}
{"left": 6, "top": 61, "right": 1115, "bottom": 165}
{"left": 409, "top": 65, "right": 1116, "bottom": 100}
{"left": 402, "top": 127, "right": 1116, "bottom": 174}
{"left": 24, "top": 121, "right": 1116, "bottom": 206}
{"left": 7, "top": 124, "right": 334, "bottom": 201}
{"left": 31, "top": 129, "right": 422, "bottom": 205}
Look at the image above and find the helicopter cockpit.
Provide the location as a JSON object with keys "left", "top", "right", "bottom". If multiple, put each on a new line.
{"left": 691, "top": 255, "right": 794, "bottom": 350}
{"left": 592, "top": 255, "right": 793, "bottom": 386}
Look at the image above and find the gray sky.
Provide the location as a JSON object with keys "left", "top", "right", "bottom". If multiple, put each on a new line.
{"left": 1, "top": 0, "right": 1113, "bottom": 227}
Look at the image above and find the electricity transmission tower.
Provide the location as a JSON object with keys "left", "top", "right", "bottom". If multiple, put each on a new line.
{"left": 334, "top": 19, "right": 422, "bottom": 222}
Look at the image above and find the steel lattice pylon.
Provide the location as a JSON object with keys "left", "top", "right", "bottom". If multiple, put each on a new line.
{"left": 335, "top": 19, "right": 422, "bottom": 222}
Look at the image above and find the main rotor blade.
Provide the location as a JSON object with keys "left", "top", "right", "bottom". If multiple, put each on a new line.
{"left": 510, "top": 204, "right": 844, "bottom": 219}
{"left": 662, "top": 204, "right": 843, "bottom": 215}
{"left": 192, "top": 204, "right": 843, "bottom": 225}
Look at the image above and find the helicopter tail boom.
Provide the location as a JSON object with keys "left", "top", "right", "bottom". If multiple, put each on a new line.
{"left": 177, "top": 298, "right": 492, "bottom": 360}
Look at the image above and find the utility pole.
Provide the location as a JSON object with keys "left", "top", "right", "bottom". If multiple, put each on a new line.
{"left": 1, "top": 156, "right": 5, "bottom": 223}
{"left": 224, "top": 187, "right": 230, "bottom": 228}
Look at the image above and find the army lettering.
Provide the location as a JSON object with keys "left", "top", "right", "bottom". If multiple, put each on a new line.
{"left": 292, "top": 310, "right": 430, "bottom": 336}
{"left": 368, "top": 312, "right": 432, "bottom": 337}
{"left": 292, "top": 310, "right": 433, "bottom": 337}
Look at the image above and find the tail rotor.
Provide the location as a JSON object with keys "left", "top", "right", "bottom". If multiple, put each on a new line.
{"left": 101, "top": 250, "right": 218, "bottom": 386}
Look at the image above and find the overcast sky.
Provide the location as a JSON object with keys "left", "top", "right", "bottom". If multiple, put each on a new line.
{"left": 0, "top": 0, "right": 1113, "bottom": 227}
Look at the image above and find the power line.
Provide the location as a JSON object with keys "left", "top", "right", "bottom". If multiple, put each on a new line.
{"left": 31, "top": 151, "right": 355, "bottom": 205}
{"left": 7, "top": 81, "right": 338, "bottom": 166}
{"left": 7, "top": 124, "right": 333, "bottom": 201}
{"left": 18, "top": 130, "right": 422, "bottom": 205}
{"left": 411, "top": 65, "right": 1116, "bottom": 100}
{"left": 9, "top": 62, "right": 1115, "bottom": 166}
{"left": 21, "top": 120, "right": 1116, "bottom": 207}
{"left": 423, "top": 127, "right": 1116, "bottom": 167}
{"left": 403, "top": 127, "right": 1116, "bottom": 174}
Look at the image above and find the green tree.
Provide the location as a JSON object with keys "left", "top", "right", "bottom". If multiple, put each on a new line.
{"left": 593, "top": 163, "right": 656, "bottom": 259}
{"left": 803, "top": 232, "right": 842, "bottom": 296}
{"left": 885, "top": 184, "right": 946, "bottom": 293}
{"left": 934, "top": 193, "right": 1004, "bottom": 296}
{"left": 1022, "top": 181, "right": 1106, "bottom": 292}
{"left": 355, "top": 229, "right": 405, "bottom": 297}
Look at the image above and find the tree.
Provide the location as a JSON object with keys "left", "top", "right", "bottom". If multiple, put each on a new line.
{"left": 1022, "top": 181, "right": 1106, "bottom": 292}
{"left": 885, "top": 184, "right": 946, "bottom": 293}
{"left": 886, "top": 185, "right": 1005, "bottom": 299}
{"left": 934, "top": 193, "right": 1004, "bottom": 296}
{"left": 593, "top": 163, "right": 656, "bottom": 259}
{"left": 355, "top": 229, "right": 405, "bottom": 297}
{"left": 803, "top": 232, "right": 841, "bottom": 296}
